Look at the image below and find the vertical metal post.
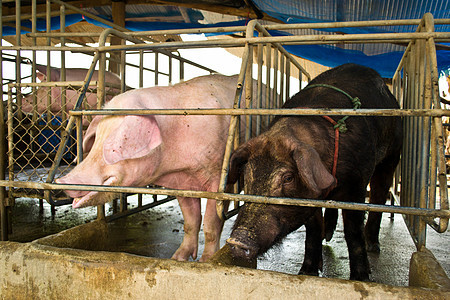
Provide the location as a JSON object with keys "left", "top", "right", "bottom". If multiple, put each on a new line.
{"left": 217, "top": 44, "right": 250, "bottom": 217}
{"left": 46, "top": 0, "right": 52, "bottom": 124}
{"left": 425, "top": 13, "right": 449, "bottom": 234}
{"left": 285, "top": 57, "right": 291, "bottom": 101}
{"left": 120, "top": 49, "right": 126, "bottom": 93}
{"left": 120, "top": 193, "right": 127, "bottom": 212}
{"left": 97, "top": 50, "right": 106, "bottom": 219}
{"left": 256, "top": 39, "right": 263, "bottom": 136}
{"left": 168, "top": 56, "right": 173, "bottom": 84}
{"left": 7, "top": 88, "right": 15, "bottom": 234}
{"left": 31, "top": 0, "right": 38, "bottom": 154}
{"left": 155, "top": 52, "right": 159, "bottom": 85}
{"left": 179, "top": 56, "right": 184, "bottom": 81}
{"left": 279, "top": 54, "right": 285, "bottom": 106}
{"left": 110, "top": 0, "right": 125, "bottom": 75}
{"left": 0, "top": 1, "right": 7, "bottom": 241}
{"left": 139, "top": 50, "right": 144, "bottom": 88}
{"left": 138, "top": 194, "right": 143, "bottom": 207}
{"left": 60, "top": 4, "right": 66, "bottom": 121}
{"left": 416, "top": 35, "right": 428, "bottom": 248}
{"left": 244, "top": 46, "right": 253, "bottom": 142}
{"left": 15, "top": 0, "right": 22, "bottom": 120}
{"left": 272, "top": 49, "right": 279, "bottom": 113}
{"left": 98, "top": 52, "right": 106, "bottom": 107}
{"left": 265, "top": 45, "right": 271, "bottom": 124}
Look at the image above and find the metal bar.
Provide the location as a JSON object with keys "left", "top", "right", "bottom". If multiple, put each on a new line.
{"left": 1, "top": 180, "right": 449, "bottom": 219}
{"left": 425, "top": 14, "right": 449, "bottom": 234}
{"left": 279, "top": 54, "right": 285, "bottom": 108}
{"left": 4, "top": 31, "right": 450, "bottom": 53}
{"left": 22, "top": 38, "right": 218, "bottom": 75}
{"left": 67, "top": 108, "right": 450, "bottom": 117}
{"left": 139, "top": 50, "right": 144, "bottom": 88}
{"left": 14, "top": 81, "right": 102, "bottom": 88}
{"left": 256, "top": 40, "right": 263, "bottom": 136}
{"left": 120, "top": 49, "right": 126, "bottom": 93}
{"left": 87, "top": 32, "right": 450, "bottom": 53}
{"left": 22, "top": 18, "right": 438, "bottom": 39}
{"left": 216, "top": 43, "right": 250, "bottom": 218}
{"left": 60, "top": 4, "right": 67, "bottom": 124}
{"left": 244, "top": 40, "right": 253, "bottom": 142}
{"left": 417, "top": 32, "right": 428, "bottom": 248}
{"left": 285, "top": 57, "right": 291, "bottom": 101}
{"left": 272, "top": 49, "right": 279, "bottom": 111}
{"left": 168, "top": 56, "right": 173, "bottom": 84}
{"left": 98, "top": 51, "right": 106, "bottom": 107}
{"left": 45, "top": 0, "right": 52, "bottom": 121}
{"left": 105, "top": 196, "right": 176, "bottom": 222}
{"left": 15, "top": 0, "right": 22, "bottom": 121}
{"left": 0, "top": 0, "right": 7, "bottom": 241}
{"left": 7, "top": 88, "right": 15, "bottom": 210}
{"left": 155, "top": 52, "right": 159, "bottom": 85}
{"left": 265, "top": 45, "right": 272, "bottom": 124}
{"left": 138, "top": 194, "right": 143, "bottom": 207}
{"left": 120, "top": 193, "right": 127, "bottom": 212}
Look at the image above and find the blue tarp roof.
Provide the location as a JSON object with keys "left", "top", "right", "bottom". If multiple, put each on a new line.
{"left": 3, "top": 1, "right": 450, "bottom": 78}
{"left": 252, "top": 0, "right": 450, "bottom": 77}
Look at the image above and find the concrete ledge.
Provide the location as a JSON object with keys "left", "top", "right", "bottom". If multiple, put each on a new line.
{"left": 0, "top": 220, "right": 448, "bottom": 299}
{"left": 409, "top": 247, "right": 450, "bottom": 291}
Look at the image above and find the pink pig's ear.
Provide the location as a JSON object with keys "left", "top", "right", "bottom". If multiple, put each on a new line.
{"left": 35, "top": 65, "right": 60, "bottom": 82}
{"left": 103, "top": 115, "right": 162, "bottom": 165}
{"left": 82, "top": 116, "right": 103, "bottom": 154}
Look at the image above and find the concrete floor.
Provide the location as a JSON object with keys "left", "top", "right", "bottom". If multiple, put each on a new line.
{"left": 6, "top": 194, "right": 450, "bottom": 287}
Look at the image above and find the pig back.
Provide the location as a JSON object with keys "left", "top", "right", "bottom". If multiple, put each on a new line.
{"left": 278, "top": 64, "right": 402, "bottom": 182}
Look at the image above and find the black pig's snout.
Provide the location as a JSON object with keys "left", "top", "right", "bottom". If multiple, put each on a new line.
{"left": 226, "top": 237, "right": 259, "bottom": 260}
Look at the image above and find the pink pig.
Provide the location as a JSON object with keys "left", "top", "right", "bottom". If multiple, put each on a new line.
{"left": 56, "top": 74, "right": 252, "bottom": 262}
{"left": 21, "top": 65, "right": 122, "bottom": 117}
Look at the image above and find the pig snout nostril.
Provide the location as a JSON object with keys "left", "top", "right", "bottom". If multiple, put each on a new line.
{"left": 227, "top": 237, "right": 255, "bottom": 258}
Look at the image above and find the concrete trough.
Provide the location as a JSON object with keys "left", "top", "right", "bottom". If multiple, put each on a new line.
{"left": 0, "top": 219, "right": 448, "bottom": 299}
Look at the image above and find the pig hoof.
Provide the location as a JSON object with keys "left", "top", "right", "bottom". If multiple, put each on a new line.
{"left": 366, "top": 242, "right": 381, "bottom": 254}
{"left": 298, "top": 267, "right": 319, "bottom": 277}
{"left": 324, "top": 230, "right": 334, "bottom": 242}
{"left": 350, "top": 272, "right": 371, "bottom": 282}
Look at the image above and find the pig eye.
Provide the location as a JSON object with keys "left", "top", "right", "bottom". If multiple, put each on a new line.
{"left": 282, "top": 173, "right": 294, "bottom": 185}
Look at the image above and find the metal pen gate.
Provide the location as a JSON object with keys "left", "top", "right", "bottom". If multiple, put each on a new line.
{"left": 0, "top": 0, "right": 449, "bottom": 282}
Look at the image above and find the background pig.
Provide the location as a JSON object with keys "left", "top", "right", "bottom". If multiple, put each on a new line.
{"left": 226, "top": 64, "right": 402, "bottom": 281}
{"left": 21, "top": 65, "right": 122, "bottom": 117}
{"left": 56, "top": 74, "right": 260, "bottom": 262}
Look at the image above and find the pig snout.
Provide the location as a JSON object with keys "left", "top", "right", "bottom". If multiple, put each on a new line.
{"left": 226, "top": 230, "right": 260, "bottom": 260}
{"left": 55, "top": 176, "right": 89, "bottom": 199}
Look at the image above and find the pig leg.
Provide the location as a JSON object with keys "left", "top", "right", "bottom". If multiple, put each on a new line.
{"left": 342, "top": 207, "right": 370, "bottom": 281}
{"left": 199, "top": 199, "right": 227, "bottom": 262}
{"left": 172, "top": 197, "right": 201, "bottom": 261}
{"left": 365, "top": 155, "right": 399, "bottom": 253}
{"left": 299, "top": 208, "right": 323, "bottom": 276}
{"left": 323, "top": 208, "right": 338, "bottom": 241}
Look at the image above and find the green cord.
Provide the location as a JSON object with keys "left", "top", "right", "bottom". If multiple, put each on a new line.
{"left": 302, "top": 84, "right": 361, "bottom": 133}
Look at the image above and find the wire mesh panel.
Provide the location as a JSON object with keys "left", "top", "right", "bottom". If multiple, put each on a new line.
{"left": 6, "top": 81, "right": 120, "bottom": 200}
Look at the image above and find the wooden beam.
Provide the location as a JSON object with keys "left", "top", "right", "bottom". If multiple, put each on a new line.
{"left": 2, "top": 0, "right": 282, "bottom": 23}
{"left": 126, "top": 0, "right": 281, "bottom": 22}
{"left": 109, "top": 0, "right": 126, "bottom": 75}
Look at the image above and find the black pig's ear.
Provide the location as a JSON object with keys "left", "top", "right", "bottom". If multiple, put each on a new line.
{"left": 292, "top": 143, "right": 336, "bottom": 198}
{"left": 227, "top": 143, "right": 252, "bottom": 184}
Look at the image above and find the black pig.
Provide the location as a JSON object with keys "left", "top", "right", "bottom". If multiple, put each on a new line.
{"left": 226, "top": 64, "right": 402, "bottom": 281}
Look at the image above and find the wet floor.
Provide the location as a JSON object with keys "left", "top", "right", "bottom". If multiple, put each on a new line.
{"left": 5, "top": 194, "right": 450, "bottom": 287}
